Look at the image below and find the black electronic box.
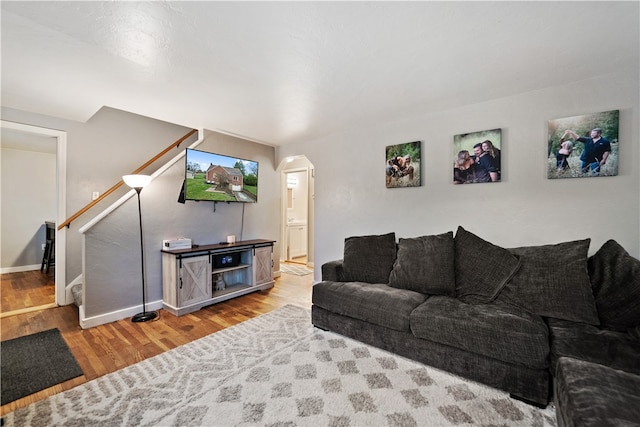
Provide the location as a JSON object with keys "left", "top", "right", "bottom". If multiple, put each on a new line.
{"left": 213, "top": 253, "right": 240, "bottom": 269}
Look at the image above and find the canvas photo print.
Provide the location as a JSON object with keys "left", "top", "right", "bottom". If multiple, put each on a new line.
{"left": 453, "top": 128, "right": 502, "bottom": 184}
{"left": 547, "top": 110, "right": 619, "bottom": 179}
{"left": 386, "top": 141, "right": 421, "bottom": 188}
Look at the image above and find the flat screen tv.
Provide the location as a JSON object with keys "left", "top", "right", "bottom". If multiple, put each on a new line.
{"left": 184, "top": 148, "right": 258, "bottom": 203}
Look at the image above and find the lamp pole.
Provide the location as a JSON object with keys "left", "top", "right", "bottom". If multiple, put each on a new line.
{"left": 123, "top": 175, "right": 158, "bottom": 323}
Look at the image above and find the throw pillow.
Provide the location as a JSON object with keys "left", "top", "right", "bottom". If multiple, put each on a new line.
{"left": 497, "top": 239, "right": 599, "bottom": 325}
{"left": 454, "top": 226, "right": 521, "bottom": 304}
{"left": 389, "top": 232, "right": 455, "bottom": 295}
{"left": 588, "top": 239, "right": 640, "bottom": 331}
{"left": 341, "top": 232, "right": 397, "bottom": 284}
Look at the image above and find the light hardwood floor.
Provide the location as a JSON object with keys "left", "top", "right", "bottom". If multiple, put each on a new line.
{"left": 1, "top": 269, "right": 56, "bottom": 313}
{"left": 0, "top": 267, "right": 313, "bottom": 416}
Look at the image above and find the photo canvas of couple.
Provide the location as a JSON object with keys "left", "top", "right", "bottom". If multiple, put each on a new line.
{"left": 385, "top": 141, "right": 421, "bottom": 188}
{"left": 453, "top": 128, "right": 502, "bottom": 184}
{"left": 547, "top": 110, "right": 619, "bottom": 179}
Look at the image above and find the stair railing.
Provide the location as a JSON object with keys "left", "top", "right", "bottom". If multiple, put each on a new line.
{"left": 58, "top": 128, "right": 198, "bottom": 231}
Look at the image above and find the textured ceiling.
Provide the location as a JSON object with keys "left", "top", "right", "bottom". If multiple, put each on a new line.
{"left": 1, "top": 1, "right": 638, "bottom": 146}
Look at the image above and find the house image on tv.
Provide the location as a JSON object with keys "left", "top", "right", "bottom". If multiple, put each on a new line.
{"left": 205, "top": 164, "right": 244, "bottom": 192}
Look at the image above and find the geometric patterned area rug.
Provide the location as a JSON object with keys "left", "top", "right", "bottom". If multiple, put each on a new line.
{"left": 281, "top": 263, "right": 313, "bottom": 276}
{"left": 3, "top": 305, "right": 557, "bottom": 426}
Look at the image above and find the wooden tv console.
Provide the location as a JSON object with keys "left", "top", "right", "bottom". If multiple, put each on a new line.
{"left": 161, "top": 239, "right": 275, "bottom": 316}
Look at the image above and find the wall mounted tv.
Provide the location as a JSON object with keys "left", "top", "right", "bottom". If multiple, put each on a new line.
{"left": 184, "top": 148, "right": 258, "bottom": 203}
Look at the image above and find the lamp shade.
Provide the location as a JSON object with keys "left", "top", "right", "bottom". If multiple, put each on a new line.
{"left": 123, "top": 174, "right": 152, "bottom": 189}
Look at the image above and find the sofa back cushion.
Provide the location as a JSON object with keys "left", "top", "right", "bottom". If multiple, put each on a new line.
{"left": 497, "top": 239, "right": 600, "bottom": 325}
{"left": 389, "top": 232, "right": 455, "bottom": 295}
{"left": 341, "top": 232, "right": 397, "bottom": 283}
{"left": 454, "top": 226, "right": 521, "bottom": 303}
{"left": 588, "top": 239, "right": 640, "bottom": 331}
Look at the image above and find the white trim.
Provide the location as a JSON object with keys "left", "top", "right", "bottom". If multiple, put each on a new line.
{"left": 0, "top": 120, "right": 68, "bottom": 306}
{"left": 79, "top": 129, "right": 204, "bottom": 234}
{"left": 0, "top": 264, "right": 42, "bottom": 274}
{"left": 79, "top": 299, "right": 163, "bottom": 329}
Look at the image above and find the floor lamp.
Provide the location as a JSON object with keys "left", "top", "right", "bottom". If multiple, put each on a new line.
{"left": 123, "top": 174, "right": 158, "bottom": 322}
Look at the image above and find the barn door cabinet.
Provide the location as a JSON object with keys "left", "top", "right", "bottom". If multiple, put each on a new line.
{"left": 161, "top": 239, "right": 275, "bottom": 316}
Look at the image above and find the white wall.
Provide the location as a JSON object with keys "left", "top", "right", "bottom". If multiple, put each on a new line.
{"left": 1, "top": 147, "right": 56, "bottom": 270}
{"left": 278, "top": 70, "right": 640, "bottom": 282}
{"left": 286, "top": 171, "right": 308, "bottom": 222}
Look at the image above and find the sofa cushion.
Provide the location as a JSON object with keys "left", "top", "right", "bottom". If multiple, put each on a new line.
{"left": 312, "top": 280, "right": 427, "bottom": 332}
{"left": 588, "top": 239, "right": 640, "bottom": 331}
{"left": 454, "top": 226, "right": 521, "bottom": 304}
{"left": 341, "top": 232, "right": 397, "bottom": 284}
{"left": 389, "top": 232, "right": 455, "bottom": 295}
{"left": 547, "top": 318, "right": 640, "bottom": 376}
{"left": 555, "top": 357, "right": 640, "bottom": 427}
{"left": 497, "top": 239, "right": 600, "bottom": 325}
{"left": 410, "top": 296, "right": 549, "bottom": 368}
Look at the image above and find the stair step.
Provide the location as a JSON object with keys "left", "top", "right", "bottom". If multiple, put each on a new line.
{"left": 71, "top": 283, "right": 82, "bottom": 307}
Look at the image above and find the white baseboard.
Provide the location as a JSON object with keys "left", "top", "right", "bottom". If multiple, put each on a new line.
{"left": 79, "top": 299, "right": 164, "bottom": 329}
{"left": 0, "top": 264, "right": 42, "bottom": 274}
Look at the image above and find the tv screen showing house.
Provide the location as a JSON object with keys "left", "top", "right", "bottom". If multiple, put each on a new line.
{"left": 184, "top": 148, "right": 258, "bottom": 203}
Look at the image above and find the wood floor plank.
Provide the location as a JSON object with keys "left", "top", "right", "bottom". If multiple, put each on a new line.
{"left": 0, "top": 269, "right": 55, "bottom": 313}
{"left": 0, "top": 268, "right": 313, "bottom": 416}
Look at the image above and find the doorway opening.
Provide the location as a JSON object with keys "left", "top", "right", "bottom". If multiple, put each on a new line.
{"left": 278, "top": 156, "right": 314, "bottom": 270}
{"left": 0, "top": 120, "right": 67, "bottom": 310}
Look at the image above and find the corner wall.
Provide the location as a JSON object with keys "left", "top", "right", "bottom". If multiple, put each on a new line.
{"left": 1, "top": 106, "right": 195, "bottom": 286}
{"left": 82, "top": 129, "right": 278, "bottom": 322}
{"left": 278, "top": 70, "right": 640, "bottom": 281}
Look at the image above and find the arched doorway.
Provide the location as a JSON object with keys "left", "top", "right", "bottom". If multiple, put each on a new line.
{"left": 278, "top": 155, "right": 314, "bottom": 269}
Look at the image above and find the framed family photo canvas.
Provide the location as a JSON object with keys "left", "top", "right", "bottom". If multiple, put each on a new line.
{"left": 547, "top": 110, "right": 619, "bottom": 179}
{"left": 385, "top": 141, "right": 421, "bottom": 188}
{"left": 453, "top": 128, "right": 502, "bottom": 184}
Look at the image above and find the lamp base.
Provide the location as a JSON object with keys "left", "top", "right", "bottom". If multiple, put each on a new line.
{"left": 132, "top": 311, "right": 158, "bottom": 323}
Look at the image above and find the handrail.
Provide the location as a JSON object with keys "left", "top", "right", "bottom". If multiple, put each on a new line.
{"left": 78, "top": 130, "right": 203, "bottom": 234}
{"left": 58, "top": 128, "right": 198, "bottom": 230}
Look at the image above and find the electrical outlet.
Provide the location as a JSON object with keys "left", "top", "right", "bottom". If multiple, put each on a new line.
{"left": 92, "top": 191, "right": 100, "bottom": 200}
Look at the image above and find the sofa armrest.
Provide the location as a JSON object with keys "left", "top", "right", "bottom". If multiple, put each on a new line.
{"left": 322, "top": 259, "right": 344, "bottom": 281}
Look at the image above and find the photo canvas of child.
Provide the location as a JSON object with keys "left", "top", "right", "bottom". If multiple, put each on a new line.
{"left": 385, "top": 141, "right": 421, "bottom": 188}
{"left": 547, "top": 110, "right": 619, "bottom": 179}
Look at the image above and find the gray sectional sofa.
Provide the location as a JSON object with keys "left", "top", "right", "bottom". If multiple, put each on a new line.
{"left": 311, "top": 227, "right": 640, "bottom": 423}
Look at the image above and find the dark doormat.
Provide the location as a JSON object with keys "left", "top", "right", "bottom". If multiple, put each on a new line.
{"left": 1, "top": 328, "right": 83, "bottom": 405}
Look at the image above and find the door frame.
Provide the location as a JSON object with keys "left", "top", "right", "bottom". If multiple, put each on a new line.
{"left": 280, "top": 167, "right": 309, "bottom": 263}
{"left": 1, "top": 120, "right": 68, "bottom": 305}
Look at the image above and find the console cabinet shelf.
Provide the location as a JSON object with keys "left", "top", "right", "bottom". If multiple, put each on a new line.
{"left": 161, "top": 239, "right": 275, "bottom": 316}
